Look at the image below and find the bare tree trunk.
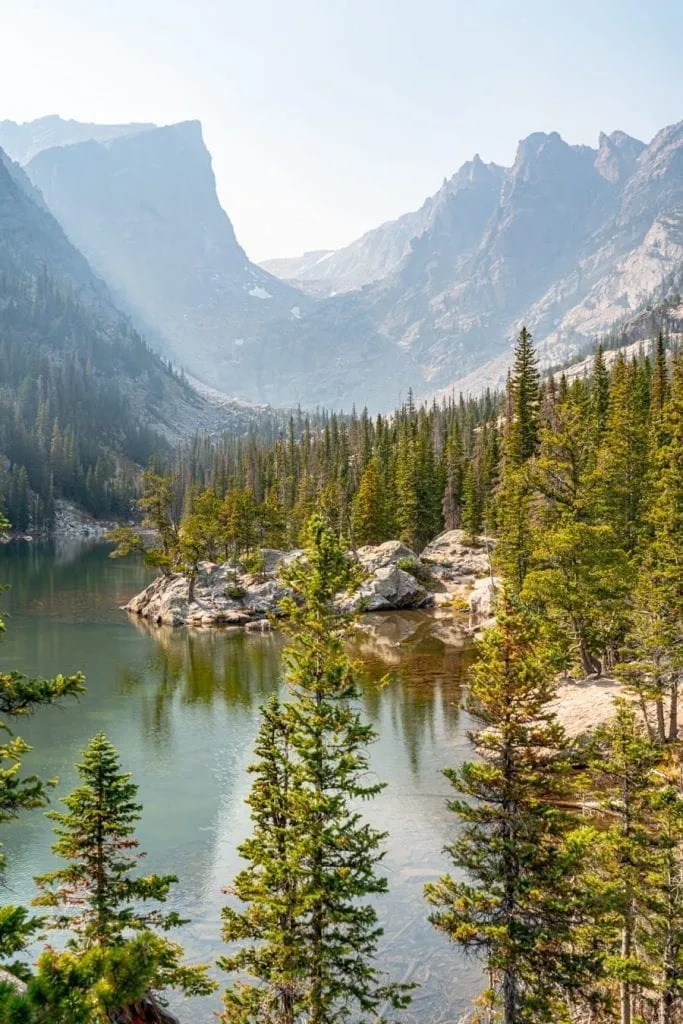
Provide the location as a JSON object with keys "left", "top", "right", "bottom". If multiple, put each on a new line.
{"left": 639, "top": 696, "right": 655, "bottom": 742}
{"left": 668, "top": 676, "right": 679, "bottom": 744}
{"left": 657, "top": 699, "right": 667, "bottom": 745}
{"left": 579, "top": 636, "right": 601, "bottom": 677}
{"left": 503, "top": 968, "right": 517, "bottom": 1024}
{"left": 621, "top": 928, "right": 631, "bottom": 1024}
{"left": 109, "top": 994, "right": 180, "bottom": 1024}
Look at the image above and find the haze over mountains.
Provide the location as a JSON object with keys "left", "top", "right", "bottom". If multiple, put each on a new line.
{"left": 2, "top": 114, "right": 682, "bottom": 409}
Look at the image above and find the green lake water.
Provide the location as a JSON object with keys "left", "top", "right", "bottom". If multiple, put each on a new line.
{"left": 0, "top": 540, "right": 481, "bottom": 1022}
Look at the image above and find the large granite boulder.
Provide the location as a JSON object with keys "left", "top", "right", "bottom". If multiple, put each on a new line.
{"left": 421, "top": 530, "right": 494, "bottom": 582}
{"left": 341, "top": 564, "right": 430, "bottom": 613}
{"left": 467, "top": 575, "right": 502, "bottom": 632}
{"left": 124, "top": 560, "right": 291, "bottom": 627}
{"left": 356, "top": 540, "right": 419, "bottom": 573}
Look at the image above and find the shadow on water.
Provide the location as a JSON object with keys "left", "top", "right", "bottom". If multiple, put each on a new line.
{"left": 0, "top": 541, "right": 482, "bottom": 1022}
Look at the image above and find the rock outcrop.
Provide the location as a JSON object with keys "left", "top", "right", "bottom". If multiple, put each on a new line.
{"left": 123, "top": 533, "right": 500, "bottom": 632}
{"left": 124, "top": 542, "right": 434, "bottom": 628}
{"left": 124, "top": 561, "right": 292, "bottom": 627}
{"left": 466, "top": 575, "right": 501, "bottom": 632}
{"left": 421, "top": 530, "right": 494, "bottom": 581}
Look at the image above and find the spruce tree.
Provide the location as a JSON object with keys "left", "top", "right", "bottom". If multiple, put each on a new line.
{"left": 588, "top": 702, "right": 664, "bottom": 1024}
{"left": 460, "top": 461, "right": 480, "bottom": 542}
{"left": 350, "top": 459, "right": 389, "bottom": 547}
{"left": 508, "top": 326, "right": 541, "bottom": 467}
{"left": 34, "top": 734, "right": 213, "bottom": 1014}
{"left": 425, "top": 597, "right": 594, "bottom": 1023}
{"left": 220, "top": 515, "right": 412, "bottom": 1023}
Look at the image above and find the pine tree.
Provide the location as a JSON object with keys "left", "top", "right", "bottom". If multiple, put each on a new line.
{"left": 220, "top": 515, "right": 412, "bottom": 1023}
{"left": 590, "top": 344, "right": 611, "bottom": 438}
{"left": 620, "top": 352, "right": 682, "bottom": 742}
{"left": 350, "top": 459, "right": 389, "bottom": 546}
{"left": 425, "top": 598, "right": 594, "bottom": 1023}
{"left": 394, "top": 430, "right": 420, "bottom": 550}
{"left": 34, "top": 734, "right": 213, "bottom": 1013}
{"left": 508, "top": 326, "right": 541, "bottom": 467}
{"left": 460, "top": 460, "right": 480, "bottom": 542}
{"left": 594, "top": 354, "right": 648, "bottom": 552}
{"left": 588, "top": 702, "right": 664, "bottom": 1024}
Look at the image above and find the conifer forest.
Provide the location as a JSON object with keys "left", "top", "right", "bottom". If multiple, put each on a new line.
{"left": 0, "top": 312, "right": 681, "bottom": 1024}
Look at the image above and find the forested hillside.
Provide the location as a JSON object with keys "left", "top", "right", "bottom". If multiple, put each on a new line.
{"left": 0, "top": 268, "right": 199, "bottom": 529}
{"left": 0, "top": 142, "right": 284, "bottom": 532}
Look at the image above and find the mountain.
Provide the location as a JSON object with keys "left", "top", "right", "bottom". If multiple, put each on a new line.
{"left": 5, "top": 115, "right": 683, "bottom": 409}
{"left": 0, "top": 114, "right": 155, "bottom": 165}
{"left": 0, "top": 118, "right": 312, "bottom": 396}
{"left": 0, "top": 141, "right": 278, "bottom": 531}
{"left": 263, "top": 122, "right": 683, "bottom": 405}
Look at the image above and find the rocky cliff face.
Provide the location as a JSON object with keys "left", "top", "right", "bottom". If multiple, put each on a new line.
{"left": 8, "top": 120, "right": 311, "bottom": 398}
{"left": 264, "top": 121, "right": 683, "bottom": 405}
{"left": 5, "top": 115, "right": 683, "bottom": 409}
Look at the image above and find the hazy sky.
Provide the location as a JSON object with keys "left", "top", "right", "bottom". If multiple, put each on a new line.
{"left": 2, "top": 0, "right": 682, "bottom": 260}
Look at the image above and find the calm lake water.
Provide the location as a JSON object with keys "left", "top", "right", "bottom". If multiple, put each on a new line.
{"left": 0, "top": 540, "right": 481, "bottom": 1022}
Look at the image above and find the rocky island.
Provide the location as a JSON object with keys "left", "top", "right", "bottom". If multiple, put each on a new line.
{"left": 123, "top": 530, "right": 500, "bottom": 634}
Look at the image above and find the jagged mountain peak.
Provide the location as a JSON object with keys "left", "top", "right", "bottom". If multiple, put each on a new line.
{"left": 595, "top": 129, "right": 645, "bottom": 183}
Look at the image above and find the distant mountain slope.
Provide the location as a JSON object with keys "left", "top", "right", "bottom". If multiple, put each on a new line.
{"left": 0, "top": 114, "right": 155, "bottom": 166}
{"left": 5, "top": 115, "right": 683, "bottom": 411}
{"left": 6, "top": 120, "right": 313, "bottom": 392}
{"left": 263, "top": 122, "right": 683, "bottom": 407}
{"left": 0, "top": 140, "right": 280, "bottom": 530}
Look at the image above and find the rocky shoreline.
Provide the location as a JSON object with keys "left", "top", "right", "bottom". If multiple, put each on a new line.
{"left": 2, "top": 500, "right": 115, "bottom": 544}
{"left": 123, "top": 530, "right": 501, "bottom": 634}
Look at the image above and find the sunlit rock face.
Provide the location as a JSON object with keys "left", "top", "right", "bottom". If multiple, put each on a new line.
{"left": 4, "top": 116, "right": 682, "bottom": 409}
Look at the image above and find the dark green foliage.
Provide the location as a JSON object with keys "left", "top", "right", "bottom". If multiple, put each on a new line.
{"left": 0, "top": 268, "right": 189, "bottom": 528}
{"left": 32, "top": 733, "right": 213, "bottom": 1015}
{"left": 426, "top": 598, "right": 594, "bottom": 1023}
{"left": 220, "top": 515, "right": 412, "bottom": 1023}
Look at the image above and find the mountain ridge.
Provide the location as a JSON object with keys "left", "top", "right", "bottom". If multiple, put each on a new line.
{"left": 2, "top": 114, "right": 682, "bottom": 409}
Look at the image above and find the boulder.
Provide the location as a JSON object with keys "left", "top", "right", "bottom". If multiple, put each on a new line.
{"left": 421, "top": 530, "right": 494, "bottom": 581}
{"left": 356, "top": 540, "right": 419, "bottom": 574}
{"left": 467, "top": 575, "right": 501, "bottom": 632}
{"left": 260, "top": 548, "right": 303, "bottom": 574}
{"left": 341, "top": 564, "right": 431, "bottom": 613}
{"left": 124, "top": 560, "right": 291, "bottom": 628}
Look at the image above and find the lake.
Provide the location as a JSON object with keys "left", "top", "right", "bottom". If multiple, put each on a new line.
{"left": 0, "top": 540, "right": 482, "bottom": 1022}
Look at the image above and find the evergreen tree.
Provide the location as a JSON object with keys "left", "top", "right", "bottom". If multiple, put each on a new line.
{"left": 350, "top": 459, "right": 389, "bottom": 547}
{"left": 220, "top": 515, "right": 411, "bottom": 1023}
{"left": 426, "top": 597, "right": 594, "bottom": 1023}
{"left": 460, "top": 461, "right": 480, "bottom": 542}
{"left": 34, "top": 734, "right": 213, "bottom": 1014}
{"left": 588, "top": 702, "right": 665, "bottom": 1024}
{"left": 507, "top": 327, "right": 541, "bottom": 467}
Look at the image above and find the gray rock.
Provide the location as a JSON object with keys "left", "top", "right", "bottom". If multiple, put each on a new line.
{"left": 421, "top": 530, "right": 494, "bottom": 579}
{"left": 467, "top": 575, "right": 502, "bottom": 632}
{"left": 356, "top": 540, "right": 420, "bottom": 573}
{"left": 341, "top": 565, "right": 430, "bottom": 613}
{"left": 125, "top": 540, "right": 436, "bottom": 629}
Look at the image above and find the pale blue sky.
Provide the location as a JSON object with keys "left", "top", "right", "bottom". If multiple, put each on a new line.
{"left": 2, "top": 0, "right": 682, "bottom": 260}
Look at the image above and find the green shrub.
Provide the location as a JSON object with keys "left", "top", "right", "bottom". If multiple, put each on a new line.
{"left": 396, "top": 558, "right": 435, "bottom": 588}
